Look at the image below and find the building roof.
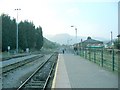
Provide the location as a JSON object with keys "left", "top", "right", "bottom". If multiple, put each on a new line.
{"left": 82, "top": 37, "right": 103, "bottom": 44}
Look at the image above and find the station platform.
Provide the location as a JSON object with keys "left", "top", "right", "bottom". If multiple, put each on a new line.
{"left": 52, "top": 54, "right": 118, "bottom": 88}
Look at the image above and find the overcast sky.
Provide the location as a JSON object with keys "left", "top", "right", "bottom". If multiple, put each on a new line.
{"left": 0, "top": 0, "right": 119, "bottom": 40}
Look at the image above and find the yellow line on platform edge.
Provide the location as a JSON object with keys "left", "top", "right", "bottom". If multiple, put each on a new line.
{"left": 51, "top": 54, "right": 60, "bottom": 89}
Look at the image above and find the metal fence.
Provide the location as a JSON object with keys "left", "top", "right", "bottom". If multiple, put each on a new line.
{"left": 79, "top": 48, "right": 119, "bottom": 72}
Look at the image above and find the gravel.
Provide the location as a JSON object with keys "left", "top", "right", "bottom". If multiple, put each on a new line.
{"left": 2, "top": 54, "right": 51, "bottom": 88}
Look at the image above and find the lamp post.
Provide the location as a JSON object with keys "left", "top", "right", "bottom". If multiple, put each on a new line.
{"left": 71, "top": 26, "right": 78, "bottom": 55}
{"left": 15, "top": 8, "right": 21, "bottom": 53}
{"left": 71, "top": 26, "right": 77, "bottom": 44}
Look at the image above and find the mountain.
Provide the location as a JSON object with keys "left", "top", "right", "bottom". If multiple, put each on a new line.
{"left": 44, "top": 33, "right": 86, "bottom": 45}
{"left": 44, "top": 33, "right": 110, "bottom": 45}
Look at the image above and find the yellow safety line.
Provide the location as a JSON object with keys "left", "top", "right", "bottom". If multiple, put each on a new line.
{"left": 51, "top": 54, "right": 60, "bottom": 89}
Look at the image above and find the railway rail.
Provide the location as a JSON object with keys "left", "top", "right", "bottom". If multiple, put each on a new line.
{"left": 17, "top": 52, "right": 58, "bottom": 90}
{"left": 1, "top": 54, "right": 44, "bottom": 74}
{"left": 1, "top": 51, "right": 43, "bottom": 61}
{"left": 2, "top": 53, "right": 30, "bottom": 61}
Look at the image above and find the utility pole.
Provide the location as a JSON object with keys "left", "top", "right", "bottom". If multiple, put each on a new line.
{"left": 15, "top": 8, "right": 21, "bottom": 53}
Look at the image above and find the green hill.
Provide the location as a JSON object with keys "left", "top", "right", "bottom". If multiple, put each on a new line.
{"left": 43, "top": 37, "right": 60, "bottom": 49}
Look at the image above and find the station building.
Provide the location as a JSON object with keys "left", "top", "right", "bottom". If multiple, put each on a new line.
{"left": 78, "top": 37, "right": 104, "bottom": 49}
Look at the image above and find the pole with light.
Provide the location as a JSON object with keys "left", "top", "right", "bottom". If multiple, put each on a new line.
{"left": 15, "top": 8, "right": 21, "bottom": 53}
{"left": 71, "top": 26, "right": 77, "bottom": 44}
{"left": 71, "top": 25, "right": 78, "bottom": 55}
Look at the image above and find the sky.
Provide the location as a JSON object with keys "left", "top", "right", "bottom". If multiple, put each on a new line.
{"left": 0, "top": 0, "right": 119, "bottom": 40}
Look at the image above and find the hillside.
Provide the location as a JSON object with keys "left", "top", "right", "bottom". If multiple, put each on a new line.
{"left": 43, "top": 37, "right": 60, "bottom": 49}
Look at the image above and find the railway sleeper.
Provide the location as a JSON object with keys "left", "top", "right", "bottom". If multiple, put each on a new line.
{"left": 24, "top": 85, "right": 44, "bottom": 88}
{"left": 30, "top": 81, "right": 45, "bottom": 83}
{"left": 25, "top": 82, "right": 45, "bottom": 86}
{"left": 33, "top": 74, "right": 48, "bottom": 81}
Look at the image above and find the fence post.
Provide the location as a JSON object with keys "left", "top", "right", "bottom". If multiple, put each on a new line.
{"left": 83, "top": 48, "right": 84, "bottom": 57}
{"left": 83, "top": 49, "right": 84, "bottom": 57}
{"left": 86, "top": 49, "right": 88, "bottom": 58}
{"left": 118, "top": 50, "right": 120, "bottom": 72}
{"left": 101, "top": 48, "right": 103, "bottom": 67}
{"left": 94, "top": 49, "right": 96, "bottom": 63}
{"left": 81, "top": 48, "right": 82, "bottom": 56}
{"left": 85, "top": 48, "right": 87, "bottom": 59}
{"left": 89, "top": 48, "right": 91, "bottom": 61}
{"left": 112, "top": 49, "right": 115, "bottom": 71}
{"left": 84, "top": 49, "right": 86, "bottom": 58}
{"left": 80, "top": 49, "right": 82, "bottom": 56}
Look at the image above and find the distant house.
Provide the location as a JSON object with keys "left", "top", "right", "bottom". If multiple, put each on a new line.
{"left": 105, "top": 41, "right": 113, "bottom": 49}
{"left": 79, "top": 37, "right": 103, "bottom": 49}
{"left": 106, "top": 34, "right": 120, "bottom": 49}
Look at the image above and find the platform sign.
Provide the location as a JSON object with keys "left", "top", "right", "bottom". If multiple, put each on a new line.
{"left": 8, "top": 46, "right": 10, "bottom": 51}
{"left": 26, "top": 48, "right": 29, "bottom": 53}
{"left": 87, "top": 45, "right": 104, "bottom": 49}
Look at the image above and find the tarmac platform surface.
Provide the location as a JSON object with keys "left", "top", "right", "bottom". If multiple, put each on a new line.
{"left": 52, "top": 54, "right": 118, "bottom": 88}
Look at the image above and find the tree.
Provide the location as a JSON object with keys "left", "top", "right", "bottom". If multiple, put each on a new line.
{"left": 18, "top": 20, "right": 36, "bottom": 50}
{"left": 2, "top": 14, "right": 16, "bottom": 51}
{"left": 18, "top": 21, "right": 27, "bottom": 50}
{"left": 2, "top": 14, "right": 44, "bottom": 52}
{"left": 35, "top": 26, "right": 43, "bottom": 50}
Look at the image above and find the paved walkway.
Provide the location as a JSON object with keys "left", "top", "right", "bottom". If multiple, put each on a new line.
{"left": 52, "top": 54, "right": 118, "bottom": 88}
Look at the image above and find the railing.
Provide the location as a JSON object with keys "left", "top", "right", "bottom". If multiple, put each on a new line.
{"left": 79, "top": 48, "right": 119, "bottom": 72}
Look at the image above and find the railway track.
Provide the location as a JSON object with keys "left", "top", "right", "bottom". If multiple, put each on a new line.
{"left": 17, "top": 52, "right": 58, "bottom": 90}
{"left": 2, "top": 51, "right": 42, "bottom": 61}
{"left": 1, "top": 54, "right": 44, "bottom": 74}
{"left": 1, "top": 55, "right": 27, "bottom": 61}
